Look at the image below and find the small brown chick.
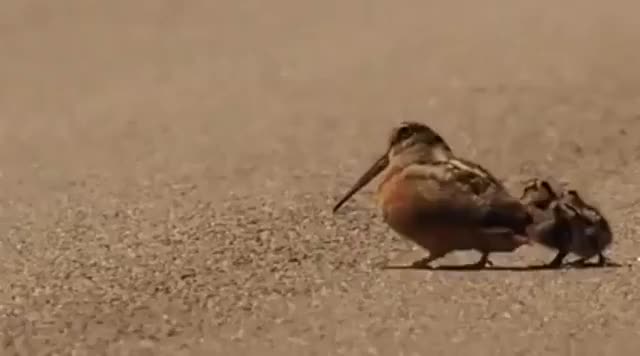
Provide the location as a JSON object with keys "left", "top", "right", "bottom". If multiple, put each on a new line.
{"left": 519, "top": 178, "right": 571, "bottom": 267}
{"left": 558, "top": 189, "right": 614, "bottom": 266}
{"left": 519, "top": 178, "right": 614, "bottom": 267}
{"left": 519, "top": 178, "right": 559, "bottom": 231}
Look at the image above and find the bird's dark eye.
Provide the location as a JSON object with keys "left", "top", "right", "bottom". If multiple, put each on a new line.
{"left": 396, "top": 126, "right": 412, "bottom": 141}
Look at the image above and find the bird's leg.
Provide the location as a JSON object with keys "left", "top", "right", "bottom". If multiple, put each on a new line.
{"left": 546, "top": 250, "right": 568, "bottom": 268}
{"left": 469, "top": 251, "right": 493, "bottom": 269}
{"left": 568, "top": 253, "right": 619, "bottom": 267}
{"left": 596, "top": 253, "right": 607, "bottom": 266}
{"left": 596, "top": 253, "right": 620, "bottom": 267}
{"left": 410, "top": 251, "right": 446, "bottom": 269}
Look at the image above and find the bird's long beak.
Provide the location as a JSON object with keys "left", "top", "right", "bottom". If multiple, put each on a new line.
{"left": 332, "top": 153, "right": 389, "bottom": 213}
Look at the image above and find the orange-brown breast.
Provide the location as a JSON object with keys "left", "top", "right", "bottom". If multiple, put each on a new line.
{"left": 375, "top": 167, "right": 433, "bottom": 239}
{"left": 376, "top": 166, "right": 412, "bottom": 208}
{"left": 375, "top": 166, "right": 527, "bottom": 254}
{"left": 375, "top": 166, "right": 416, "bottom": 220}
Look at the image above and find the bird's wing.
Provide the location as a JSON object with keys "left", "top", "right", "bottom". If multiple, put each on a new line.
{"left": 402, "top": 159, "right": 532, "bottom": 233}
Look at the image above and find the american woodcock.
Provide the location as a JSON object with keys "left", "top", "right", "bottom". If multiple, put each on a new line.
{"left": 519, "top": 178, "right": 614, "bottom": 267}
{"left": 333, "top": 121, "right": 534, "bottom": 269}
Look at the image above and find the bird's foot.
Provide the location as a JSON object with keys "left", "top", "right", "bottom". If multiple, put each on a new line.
{"left": 410, "top": 257, "right": 435, "bottom": 269}
{"left": 596, "top": 254, "right": 620, "bottom": 267}
{"left": 565, "top": 254, "right": 619, "bottom": 268}
{"left": 461, "top": 254, "right": 493, "bottom": 270}
{"left": 545, "top": 252, "right": 568, "bottom": 269}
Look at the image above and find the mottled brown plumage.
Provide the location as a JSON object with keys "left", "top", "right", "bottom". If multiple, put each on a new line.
{"left": 519, "top": 178, "right": 614, "bottom": 267}
{"left": 519, "top": 178, "right": 570, "bottom": 267}
{"left": 559, "top": 189, "right": 614, "bottom": 266}
{"left": 333, "top": 121, "right": 533, "bottom": 268}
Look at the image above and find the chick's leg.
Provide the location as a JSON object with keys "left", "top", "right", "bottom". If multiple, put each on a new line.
{"left": 596, "top": 253, "right": 620, "bottom": 267}
{"left": 410, "top": 250, "right": 447, "bottom": 269}
{"left": 470, "top": 251, "right": 493, "bottom": 268}
{"left": 547, "top": 250, "right": 568, "bottom": 268}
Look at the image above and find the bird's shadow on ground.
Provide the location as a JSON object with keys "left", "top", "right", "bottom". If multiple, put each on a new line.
{"left": 381, "top": 261, "right": 628, "bottom": 272}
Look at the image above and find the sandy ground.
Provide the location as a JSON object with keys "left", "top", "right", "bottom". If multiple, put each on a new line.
{"left": 2, "top": 1, "right": 640, "bottom": 355}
